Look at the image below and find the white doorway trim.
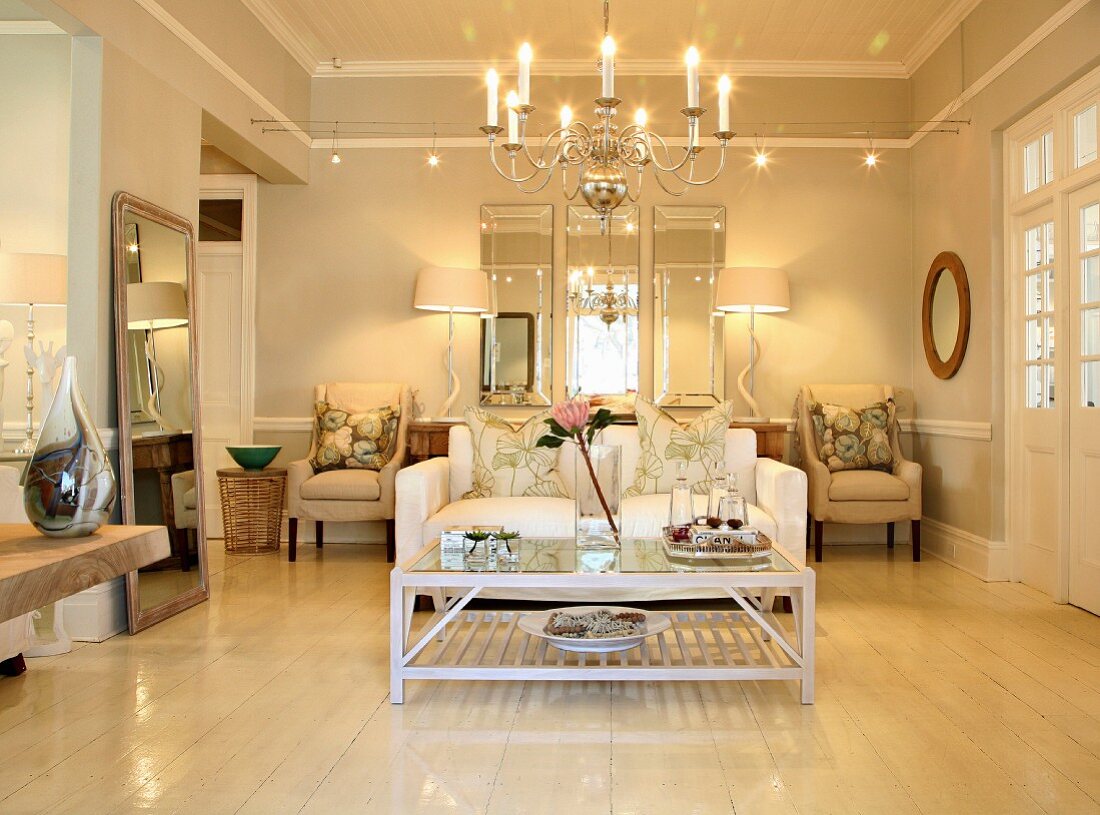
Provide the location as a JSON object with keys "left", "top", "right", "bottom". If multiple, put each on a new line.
{"left": 198, "top": 174, "right": 257, "bottom": 441}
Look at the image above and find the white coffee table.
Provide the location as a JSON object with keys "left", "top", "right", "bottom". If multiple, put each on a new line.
{"left": 390, "top": 538, "right": 815, "bottom": 704}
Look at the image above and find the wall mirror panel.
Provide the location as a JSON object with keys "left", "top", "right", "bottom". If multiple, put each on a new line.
{"left": 653, "top": 205, "right": 725, "bottom": 406}
{"left": 480, "top": 204, "right": 552, "bottom": 405}
{"left": 566, "top": 206, "right": 640, "bottom": 397}
{"left": 112, "top": 192, "right": 208, "bottom": 633}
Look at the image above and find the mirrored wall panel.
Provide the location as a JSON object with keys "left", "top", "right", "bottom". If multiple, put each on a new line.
{"left": 480, "top": 204, "right": 552, "bottom": 405}
{"left": 113, "top": 192, "right": 208, "bottom": 633}
{"left": 653, "top": 205, "right": 726, "bottom": 406}
{"left": 566, "top": 206, "right": 640, "bottom": 397}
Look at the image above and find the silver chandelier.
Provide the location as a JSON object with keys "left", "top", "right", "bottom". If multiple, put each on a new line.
{"left": 480, "top": 0, "right": 734, "bottom": 222}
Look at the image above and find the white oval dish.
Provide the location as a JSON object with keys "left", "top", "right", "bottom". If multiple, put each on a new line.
{"left": 517, "top": 605, "right": 671, "bottom": 653}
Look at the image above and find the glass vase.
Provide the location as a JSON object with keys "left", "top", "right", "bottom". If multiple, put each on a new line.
{"left": 24, "top": 356, "right": 117, "bottom": 537}
{"left": 575, "top": 443, "right": 621, "bottom": 548}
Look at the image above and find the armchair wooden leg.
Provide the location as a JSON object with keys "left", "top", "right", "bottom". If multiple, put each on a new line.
{"left": 911, "top": 519, "right": 921, "bottom": 562}
{"left": 887, "top": 522, "right": 895, "bottom": 549}
{"left": 315, "top": 521, "right": 324, "bottom": 549}
{"left": 385, "top": 519, "right": 396, "bottom": 563}
{"left": 288, "top": 517, "right": 298, "bottom": 563}
{"left": 814, "top": 520, "right": 824, "bottom": 563}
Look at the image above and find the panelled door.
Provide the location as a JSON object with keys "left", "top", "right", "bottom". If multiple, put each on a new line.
{"left": 1068, "top": 183, "right": 1100, "bottom": 614}
{"left": 1016, "top": 211, "right": 1061, "bottom": 596}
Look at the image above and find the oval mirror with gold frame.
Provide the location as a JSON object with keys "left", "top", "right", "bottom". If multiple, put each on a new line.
{"left": 922, "top": 251, "right": 971, "bottom": 379}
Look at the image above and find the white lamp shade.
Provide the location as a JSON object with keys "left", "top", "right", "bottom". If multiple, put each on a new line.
{"left": 127, "top": 281, "right": 189, "bottom": 329}
{"left": 414, "top": 267, "right": 488, "bottom": 313}
{"left": 715, "top": 267, "right": 790, "bottom": 313}
{"left": 0, "top": 252, "right": 67, "bottom": 306}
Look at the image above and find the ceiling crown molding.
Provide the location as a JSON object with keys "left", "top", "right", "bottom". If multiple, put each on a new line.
{"left": 0, "top": 21, "right": 66, "bottom": 34}
{"left": 239, "top": 0, "right": 319, "bottom": 75}
{"left": 902, "top": 0, "right": 984, "bottom": 75}
{"left": 314, "top": 58, "right": 909, "bottom": 80}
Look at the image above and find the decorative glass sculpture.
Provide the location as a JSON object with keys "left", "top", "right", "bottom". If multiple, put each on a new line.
{"left": 24, "top": 356, "right": 116, "bottom": 537}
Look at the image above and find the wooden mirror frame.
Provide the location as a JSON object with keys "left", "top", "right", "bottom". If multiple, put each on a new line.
{"left": 921, "top": 250, "right": 971, "bottom": 379}
{"left": 112, "top": 192, "right": 209, "bottom": 633}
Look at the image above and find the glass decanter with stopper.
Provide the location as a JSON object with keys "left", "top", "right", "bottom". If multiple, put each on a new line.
{"left": 715, "top": 473, "right": 747, "bottom": 530}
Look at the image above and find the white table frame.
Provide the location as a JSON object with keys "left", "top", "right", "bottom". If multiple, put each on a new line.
{"left": 390, "top": 540, "right": 815, "bottom": 705}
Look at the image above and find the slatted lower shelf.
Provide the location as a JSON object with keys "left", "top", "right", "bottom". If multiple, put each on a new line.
{"left": 405, "top": 610, "right": 801, "bottom": 677}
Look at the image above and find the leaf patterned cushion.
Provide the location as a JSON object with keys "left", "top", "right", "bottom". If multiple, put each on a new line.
{"left": 809, "top": 400, "right": 895, "bottom": 473}
{"left": 462, "top": 407, "right": 568, "bottom": 499}
{"left": 311, "top": 401, "right": 400, "bottom": 473}
{"left": 624, "top": 398, "right": 735, "bottom": 496}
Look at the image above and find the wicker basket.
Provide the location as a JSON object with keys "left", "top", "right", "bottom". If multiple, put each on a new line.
{"left": 217, "top": 467, "right": 286, "bottom": 554}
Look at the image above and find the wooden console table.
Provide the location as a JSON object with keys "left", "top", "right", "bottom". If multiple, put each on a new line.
{"left": 408, "top": 419, "right": 788, "bottom": 462}
{"left": 0, "top": 524, "right": 170, "bottom": 622}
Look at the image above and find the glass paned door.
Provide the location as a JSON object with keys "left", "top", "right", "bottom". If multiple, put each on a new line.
{"left": 1069, "top": 183, "right": 1100, "bottom": 615}
{"left": 1024, "top": 220, "right": 1056, "bottom": 408}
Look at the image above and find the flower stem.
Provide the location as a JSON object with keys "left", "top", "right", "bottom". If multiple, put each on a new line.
{"left": 577, "top": 433, "right": 619, "bottom": 540}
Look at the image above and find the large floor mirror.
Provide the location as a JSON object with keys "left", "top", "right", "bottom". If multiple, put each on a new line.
{"left": 653, "top": 205, "right": 726, "bottom": 406}
{"left": 112, "top": 192, "right": 208, "bottom": 633}
{"left": 480, "top": 204, "right": 553, "bottom": 405}
{"left": 566, "top": 206, "right": 640, "bottom": 396}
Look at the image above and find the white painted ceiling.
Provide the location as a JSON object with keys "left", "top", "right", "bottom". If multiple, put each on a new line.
{"left": 243, "top": 0, "right": 981, "bottom": 78}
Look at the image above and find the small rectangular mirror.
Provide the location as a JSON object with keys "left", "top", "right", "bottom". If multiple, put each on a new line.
{"left": 653, "top": 205, "right": 726, "bottom": 405}
{"left": 479, "top": 204, "right": 552, "bottom": 405}
{"left": 566, "top": 206, "right": 640, "bottom": 397}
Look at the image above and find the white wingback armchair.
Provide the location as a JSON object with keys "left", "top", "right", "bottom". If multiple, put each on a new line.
{"left": 797, "top": 384, "right": 922, "bottom": 562}
{"left": 396, "top": 423, "right": 807, "bottom": 602}
{"left": 287, "top": 382, "right": 411, "bottom": 563}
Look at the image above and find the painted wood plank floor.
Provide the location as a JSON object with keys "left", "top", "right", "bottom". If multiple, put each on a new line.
{"left": 0, "top": 543, "right": 1098, "bottom": 814}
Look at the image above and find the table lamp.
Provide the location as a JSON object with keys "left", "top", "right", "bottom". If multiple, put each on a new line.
{"left": 0, "top": 252, "right": 68, "bottom": 453}
{"left": 126, "top": 281, "right": 189, "bottom": 432}
{"left": 715, "top": 267, "right": 790, "bottom": 422}
{"left": 414, "top": 267, "right": 488, "bottom": 417}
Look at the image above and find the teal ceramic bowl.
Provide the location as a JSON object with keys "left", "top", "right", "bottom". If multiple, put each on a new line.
{"left": 226, "top": 444, "right": 281, "bottom": 470}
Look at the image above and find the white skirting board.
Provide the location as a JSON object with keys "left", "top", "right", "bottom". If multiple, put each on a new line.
{"left": 919, "top": 517, "right": 1008, "bottom": 582}
{"left": 60, "top": 578, "right": 128, "bottom": 642}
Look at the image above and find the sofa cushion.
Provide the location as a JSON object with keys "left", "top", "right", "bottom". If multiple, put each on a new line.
{"left": 619, "top": 493, "right": 778, "bottom": 541}
{"left": 183, "top": 486, "right": 197, "bottom": 510}
{"left": 423, "top": 497, "right": 575, "bottom": 543}
{"left": 311, "top": 401, "right": 400, "bottom": 472}
{"left": 300, "top": 469, "right": 381, "bottom": 501}
{"left": 809, "top": 400, "right": 894, "bottom": 473}
{"left": 624, "top": 397, "right": 735, "bottom": 496}
{"left": 461, "top": 407, "right": 567, "bottom": 499}
{"left": 828, "top": 470, "right": 909, "bottom": 502}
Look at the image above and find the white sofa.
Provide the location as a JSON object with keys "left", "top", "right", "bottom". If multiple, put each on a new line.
{"left": 395, "top": 423, "right": 808, "bottom": 601}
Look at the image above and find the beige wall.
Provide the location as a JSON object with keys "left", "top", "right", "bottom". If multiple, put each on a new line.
{"left": 255, "top": 72, "right": 914, "bottom": 467}
{"left": 0, "top": 31, "right": 70, "bottom": 433}
{"left": 909, "top": 0, "right": 1100, "bottom": 541}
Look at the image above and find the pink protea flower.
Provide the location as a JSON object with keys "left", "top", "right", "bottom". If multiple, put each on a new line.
{"left": 550, "top": 396, "right": 590, "bottom": 435}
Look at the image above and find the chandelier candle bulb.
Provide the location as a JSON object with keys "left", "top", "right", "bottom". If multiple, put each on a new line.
{"left": 685, "top": 46, "right": 700, "bottom": 108}
{"left": 518, "top": 43, "right": 532, "bottom": 105}
{"left": 486, "top": 69, "right": 499, "bottom": 127}
{"left": 506, "top": 90, "right": 519, "bottom": 145}
{"left": 718, "top": 75, "right": 731, "bottom": 132}
{"left": 634, "top": 108, "right": 647, "bottom": 128}
{"left": 601, "top": 36, "right": 616, "bottom": 99}
{"left": 561, "top": 105, "right": 573, "bottom": 130}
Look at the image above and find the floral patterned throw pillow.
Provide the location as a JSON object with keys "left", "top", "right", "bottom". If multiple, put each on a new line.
{"left": 625, "top": 398, "right": 735, "bottom": 496}
{"left": 311, "top": 401, "right": 400, "bottom": 472}
{"left": 462, "top": 407, "right": 568, "bottom": 499}
{"left": 809, "top": 401, "right": 895, "bottom": 473}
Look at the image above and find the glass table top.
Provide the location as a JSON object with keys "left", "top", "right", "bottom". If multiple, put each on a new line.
{"left": 409, "top": 538, "right": 799, "bottom": 575}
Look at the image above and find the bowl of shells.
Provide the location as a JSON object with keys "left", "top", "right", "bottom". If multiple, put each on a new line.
{"left": 517, "top": 605, "right": 671, "bottom": 653}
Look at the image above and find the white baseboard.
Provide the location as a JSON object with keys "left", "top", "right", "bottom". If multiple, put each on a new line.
{"left": 61, "top": 578, "right": 128, "bottom": 642}
{"left": 919, "top": 517, "right": 1008, "bottom": 581}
